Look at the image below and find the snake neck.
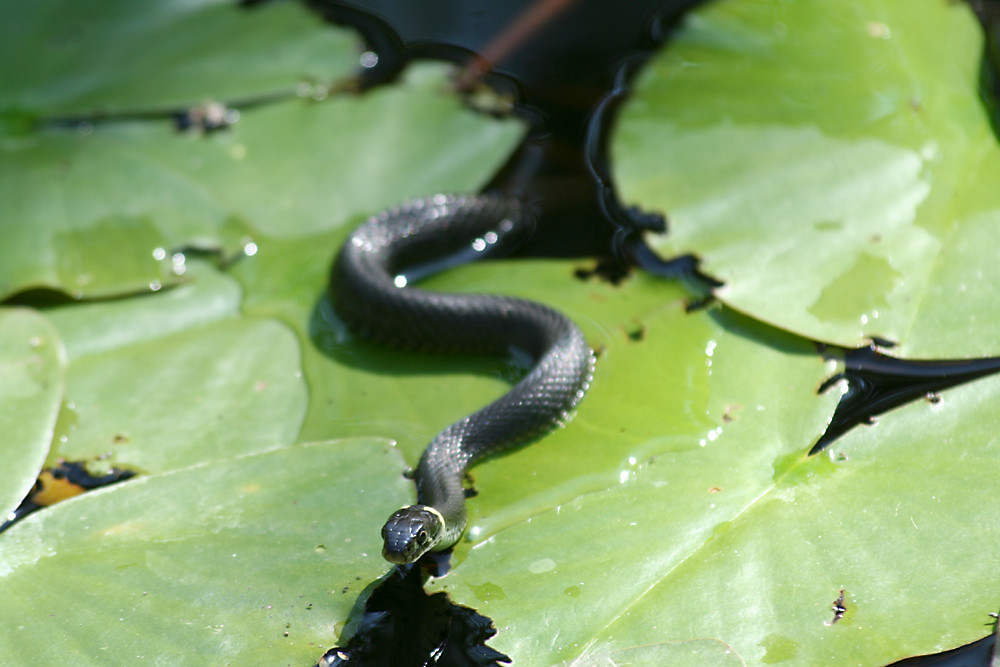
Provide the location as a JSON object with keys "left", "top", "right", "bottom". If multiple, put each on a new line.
{"left": 413, "top": 432, "right": 470, "bottom": 551}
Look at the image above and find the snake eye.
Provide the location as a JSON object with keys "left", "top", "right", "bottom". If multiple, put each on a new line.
{"left": 416, "top": 530, "right": 428, "bottom": 545}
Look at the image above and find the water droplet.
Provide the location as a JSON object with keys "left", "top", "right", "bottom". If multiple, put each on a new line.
{"left": 866, "top": 22, "right": 891, "bottom": 39}
{"left": 468, "top": 581, "right": 507, "bottom": 602}
{"left": 360, "top": 51, "right": 379, "bottom": 68}
{"left": 529, "top": 558, "right": 556, "bottom": 573}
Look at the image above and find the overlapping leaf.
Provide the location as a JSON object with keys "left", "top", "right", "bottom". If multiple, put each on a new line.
{"left": 0, "top": 0, "right": 357, "bottom": 117}
{"left": 0, "top": 308, "right": 64, "bottom": 516}
{"left": 615, "top": 0, "right": 1000, "bottom": 358}
{"left": 0, "top": 439, "right": 410, "bottom": 665}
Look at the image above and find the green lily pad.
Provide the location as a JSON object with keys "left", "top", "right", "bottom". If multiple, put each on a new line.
{"left": 45, "top": 258, "right": 243, "bottom": 362}
{"left": 410, "top": 264, "right": 1000, "bottom": 666}
{"left": 0, "top": 439, "right": 408, "bottom": 664}
{"left": 0, "top": 0, "right": 358, "bottom": 118}
{"left": 0, "top": 0, "right": 523, "bottom": 301}
{"left": 31, "top": 259, "right": 306, "bottom": 474}
{"left": 236, "top": 214, "right": 999, "bottom": 665}
{"left": 0, "top": 63, "right": 523, "bottom": 300}
{"left": 614, "top": 0, "right": 1000, "bottom": 358}
{"left": 0, "top": 308, "right": 64, "bottom": 516}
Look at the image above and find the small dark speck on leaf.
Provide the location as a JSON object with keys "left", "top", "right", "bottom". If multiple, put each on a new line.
{"left": 625, "top": 321, "right": 645, "bottom": 342}
{"left": 722, "top": 404, "right": 742, "bottom": 423}
{"left": 826, "top": 589, "right": 846, "bottom": 625}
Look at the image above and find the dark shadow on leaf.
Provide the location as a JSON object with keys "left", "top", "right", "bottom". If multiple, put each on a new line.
{"left": 319, "top": 563, "right": 510, "bottom": 667}
{"left": 882, "top": 609, "right": 998, "bottom": 666}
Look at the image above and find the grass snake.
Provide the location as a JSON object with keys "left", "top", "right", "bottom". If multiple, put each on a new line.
{"left": 331, "top": 193, "right": 594, "bottom": 564}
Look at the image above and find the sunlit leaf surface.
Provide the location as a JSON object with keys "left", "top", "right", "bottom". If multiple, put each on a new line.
{"left": 0, "top": 308, "right": 64, "bottom": 517}
{"left": 0, "top": 439, "right": 410, "bottom": 665}
{"left": 615, "top": 0, "right": 1000, "bottom": 358}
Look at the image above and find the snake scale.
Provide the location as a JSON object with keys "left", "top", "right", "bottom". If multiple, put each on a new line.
{"left": 331, "top": 193, "right": 594, "bottom": 564}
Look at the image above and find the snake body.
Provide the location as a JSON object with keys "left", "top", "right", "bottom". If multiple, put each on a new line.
{"left": 330, "top": 194, "right": 594, "bottom": 564}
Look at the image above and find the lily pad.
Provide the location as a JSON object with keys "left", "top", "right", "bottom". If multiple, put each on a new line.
{"left": 45, "top": 258, "right": 243, "bottom": 362}
{"left": 0, "top": 308, "right": 64, "bottom": 516}
{"left": 236, "top": 214, "right": 999, "bottom": 665}
{"left": 0, "top": 0, "right": 358, "bottom": 118}
{"left": 614, "top": 0, "right": 1000, "bottom": 358}
{"left": 0, "top": 66, "right": 522, "bottom": 300}
{"left": 0, "top": 0, "right": 522, "bottom": 301}
{"left": 393, "top": 262, "right": 1000, "bottom": 666}
{"left": 36, "top": 261, "right": 307, "bottom": 473}
{"left": 0, "top": 439, "right": 409, "bottom": 664}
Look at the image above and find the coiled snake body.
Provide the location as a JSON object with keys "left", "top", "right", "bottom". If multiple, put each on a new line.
{"left": 331, "top": 194, "right": 594, "bottom": 564}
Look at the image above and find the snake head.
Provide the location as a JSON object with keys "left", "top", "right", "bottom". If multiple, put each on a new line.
{"left": 381, "top": 505, "right": 446, "bottom": 564}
